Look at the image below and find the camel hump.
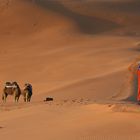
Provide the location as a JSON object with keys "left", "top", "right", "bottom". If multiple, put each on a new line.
{"left": 5, "top": 81, "right": 18, "bottom": 89}
{"left": 5, "top": 82, "right": 11, "bottom": 86}
{"left": 25, "top": 83, "right": 32, "bottom": 87}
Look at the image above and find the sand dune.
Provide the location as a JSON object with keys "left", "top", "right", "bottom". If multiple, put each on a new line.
{"left": 0, "top": 0, "right": 140, "bottom": 139}
{"left": 0, "top": 0, "right": 139, "bottom": 102}
{"left": 35, "top": 0, "right": 121, "bottom": 34}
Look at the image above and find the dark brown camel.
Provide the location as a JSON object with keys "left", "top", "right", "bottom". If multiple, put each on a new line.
{"left": 22, "top": 83, "right": 33, "bottom": 102}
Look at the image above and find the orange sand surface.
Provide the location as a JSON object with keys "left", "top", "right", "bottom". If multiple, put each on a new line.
{"left": 0, "top": 0, "right": 140, "bottom": 139}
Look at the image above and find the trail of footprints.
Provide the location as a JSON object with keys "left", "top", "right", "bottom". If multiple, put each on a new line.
{"left": 45, "top": 98, "right": 92, "bottom": 106}
{"left": 0, "top": 98, "right": 92, "bottom": 111}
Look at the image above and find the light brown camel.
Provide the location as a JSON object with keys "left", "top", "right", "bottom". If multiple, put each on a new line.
{"left": 2, "top": 82, "right": 21, "bottom": 102}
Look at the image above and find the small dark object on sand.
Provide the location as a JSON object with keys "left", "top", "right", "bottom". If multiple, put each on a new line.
{"left": 108, "top": 104, "right": 112, "bottom": 108}
{"left": 44, "top": 97, "right": 53, "bottom": 102}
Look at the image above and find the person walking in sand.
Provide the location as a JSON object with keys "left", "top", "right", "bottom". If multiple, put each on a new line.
{"left": 137, "top": 64, "right": 140, "bottom": 104}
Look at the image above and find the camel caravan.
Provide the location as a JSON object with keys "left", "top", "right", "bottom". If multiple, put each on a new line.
{"left": 2, "top": 82, "right": 32, "bottom": 103}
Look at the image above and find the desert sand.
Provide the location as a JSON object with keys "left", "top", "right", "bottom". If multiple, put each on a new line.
{"left": 0, "top": 0, "right": 140, "bottom": 140}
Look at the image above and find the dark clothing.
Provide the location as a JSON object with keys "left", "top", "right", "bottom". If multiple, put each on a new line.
{"left": 25, "top": 84, "right": 32, "bottom": 96}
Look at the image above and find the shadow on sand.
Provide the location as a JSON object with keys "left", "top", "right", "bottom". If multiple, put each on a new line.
{"left": 124, "top": 74, "right": 138, "bottom": 103}
{"left": 35, "top": 0, "right": 120, "bottom": 35}
{"left": 100, "top": 0, "right": 140, "bottom": 14}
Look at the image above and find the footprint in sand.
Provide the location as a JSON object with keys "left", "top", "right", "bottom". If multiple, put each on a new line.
{"left": 72, "top": 99, "right": 76, "bottom": 103}
{"left": 108, "top": 104, "right": 113, "bottom": 108}
{"left": 63, "top": 100, "right": 68, "bottom": 103}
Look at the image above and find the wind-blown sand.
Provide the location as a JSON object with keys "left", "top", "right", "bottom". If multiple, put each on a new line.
{"left": 0, "top": 0, "right": 140, "bottom": 139}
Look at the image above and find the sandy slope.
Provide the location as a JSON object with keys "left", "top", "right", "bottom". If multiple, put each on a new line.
{"left": 0, "top": 0, "right": 140, "bottom": 139}
{"left": 1, "top": 103, "right": 140, "bottom": 140}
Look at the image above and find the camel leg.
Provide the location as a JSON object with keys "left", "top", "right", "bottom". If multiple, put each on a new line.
{"left": 14, "top": 91, "right": 18, "bottom": 102}
{"left": 2, "top": 94, "right": 4, "bottom": 101}
{"left": 2, "top": 93, "right": 7, "bottom": 103}
{"left": 17, "top": 95, "right": 20, "bottom": 102}
{"left": 27, "top": 97, "right": 30, "bottom": 102}
{"left": 15, "top": 96, "right": 17, "bottom": 102}
{"left": 27, "top": 94, "right": 29, "bottom": 102}
{"left": 4, "top": 96, "right": 7, "bottom": 102}
{"left": 23, "top": 91, "right": 27, "bottom": 102}
{"left": 14, "top": 90, "right": 20, "bottom": 103}
{"left": 24, "top": 97, "right": 26, "bottom": 102}
{"left": 28, "top": 96, "right": 32, "bottom": 102}
{"left": 23, "top": 95, "right": 27, "bottom": 102}
{"left": 15, "top": 95, "right": 20, "bottom": 102}
{"left": 26, "top": 92, "right": 28, "bottom": 102}
{"left": 17, "top": 96, "right": 20, "bottom": 102}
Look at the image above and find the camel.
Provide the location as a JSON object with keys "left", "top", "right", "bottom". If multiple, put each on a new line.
{"left": 22, "top": 83, "right": 32, "bottom": 102}
{"left": 2, "top": 82, "right": 21, "bottom": 102}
